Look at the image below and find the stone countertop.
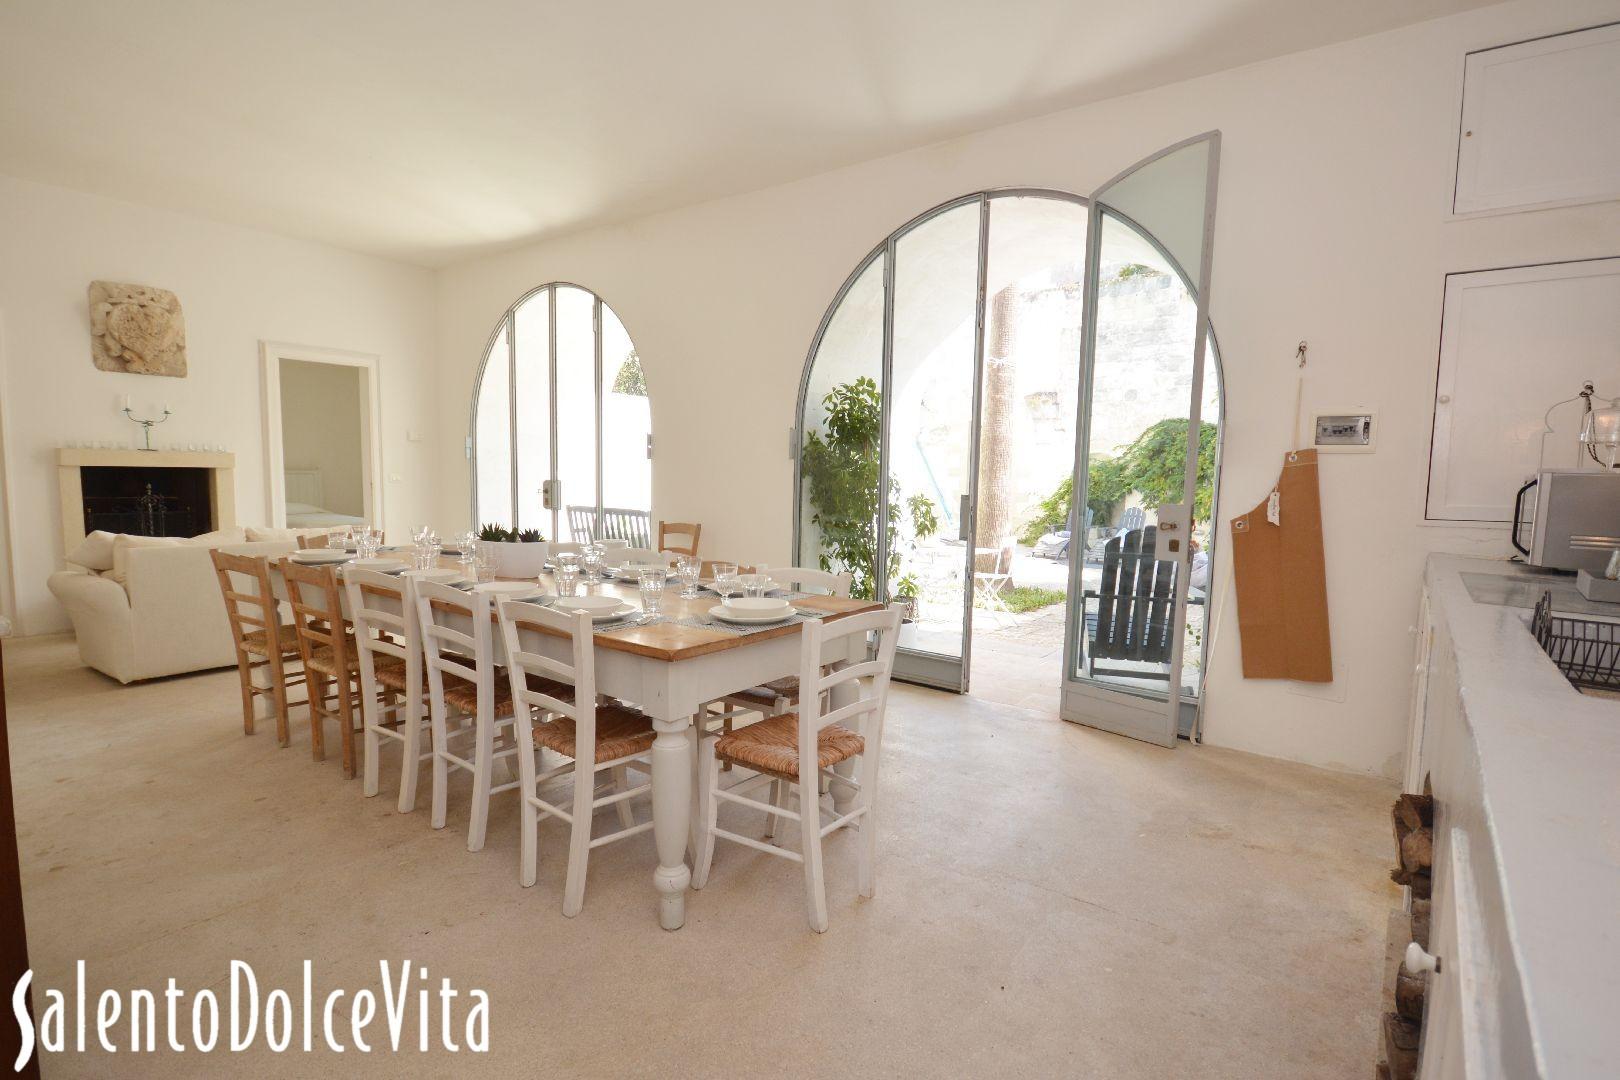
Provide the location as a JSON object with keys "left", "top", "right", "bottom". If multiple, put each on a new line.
{"left": 1424, "top": 555, "right": 1620, "bottom": 1077}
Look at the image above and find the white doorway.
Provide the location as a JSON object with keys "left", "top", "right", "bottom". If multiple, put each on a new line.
{"left": 259, "top": 342, "right": 382, "bottom": 530}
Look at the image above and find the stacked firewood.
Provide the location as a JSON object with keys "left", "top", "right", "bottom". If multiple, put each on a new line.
{"left": 1379, "top": 790, "right": 1433, "bottom": 1080}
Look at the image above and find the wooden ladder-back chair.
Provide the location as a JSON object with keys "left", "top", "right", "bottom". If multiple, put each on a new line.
{"left": 413, "top": 579, "right": 521, "bottom": 852}
{"left": 342, "top": 566, "right": 426, "bottom": 812}
{"left": 282, "top": 558, "right": 395, "bottom": 777}
{"left": 296, "top": 533, "right": 330, "bottom": 550}
{"left": 210, "top": 550, "right": 303, "bottom": 745}
{"left": 695, "top": 605, "right": 902, "bottom": 932}
{"left": 496, "top": 598, "right": 656, "bottom": 915}
{"left": 657, "top": 521, "right": 701, "bottom": 557}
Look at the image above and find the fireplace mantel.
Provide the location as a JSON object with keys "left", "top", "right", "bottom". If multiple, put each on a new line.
{"left": 56, "top": 448, "right": 236, "bottom": 553}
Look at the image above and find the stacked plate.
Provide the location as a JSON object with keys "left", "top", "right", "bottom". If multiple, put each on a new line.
{"left": 554, "top": 594, "right": 636, "bottom": 622}
{"left": 349, "top": 557, "right": 407, "bottom": 573}
{"left": 710, "top": 596, "right": 794, "bottom": 625}
{"left": 289, "top": 549, "right": 351, "bottom": 565}
{"left": 471, "top": 580, "right": 543, "bottom": 600}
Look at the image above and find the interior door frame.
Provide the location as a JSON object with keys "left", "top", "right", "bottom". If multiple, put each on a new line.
{"left": 260, "top": 341, "right": 383, "bottom": 530}
{"left": 1058, "top": 131, "right": 1223, "bottom": 748}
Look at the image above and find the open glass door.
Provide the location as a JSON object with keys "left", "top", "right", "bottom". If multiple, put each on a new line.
{"left": 1060, "top": 133, "right": 1221, "bottom": 747}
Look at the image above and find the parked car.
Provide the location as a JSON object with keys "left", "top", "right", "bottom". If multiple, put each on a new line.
{"left": 1032, "top": 529, "right": 1070, "bottom": 559}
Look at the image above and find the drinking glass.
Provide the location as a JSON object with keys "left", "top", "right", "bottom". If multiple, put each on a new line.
{"left": 676, "top": 555, "right": 701, "bottom": 598}
{"left": 742, "top": 573, "right": 770, "bottom": 598}
{"left": 554, "top": 564, "right": 580, "bottom": 597}
{"left": 357, "top": 527, "right": 381, "bottom": 560}
{"left": 328, "top": 525, "right": 353, "bottom": 549}
{"left": 472, "top": 550, "right": 498, "bottom": 584}
{"left": 581, "top": 543, "right": 605, "bottom": 581}
{"left": 638, "top": 567, "right": 668, "bottom": 616}
{"left": 711, "top": 562, "right": 739, "bottom": 598}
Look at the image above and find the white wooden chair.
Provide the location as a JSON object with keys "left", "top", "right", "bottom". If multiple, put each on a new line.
{"left": 342, "top": 566, "right": 429, "bottom": 813}
{"left": 496, "top": 597, "right": 657, "bottom": 915}
{"left": 714, "top": 566, "right": 852, "bottom": 722}
{"left": 760, "top": 566, "right": 851, "bottom": 598}
{"left": 413, "top": 579, "right": 521, "bottom": 852}
{"left": 694, "top": 605, "right": 901, "bottom": 932}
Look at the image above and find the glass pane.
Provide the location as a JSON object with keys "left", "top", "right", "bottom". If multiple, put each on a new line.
{"left": 889, "top": 201, "right": 980, "bottom": 661}
{"left": 513, "top": 290, "right": 552, "bottom": 537}
{"left": 600, "top": 303, "right": 651, "bottom": 520}
{"left": 554, "top": 286, "right": 598, "bottom": 540}
{"left": 798, "top": 256, "right": 883, "bottom": 599}
{"left": 967, "top": 195, "right": 1088, "bottom": 707}
{"left": 1095, "top": 139, "right": 1214, "bottom": 294}
{"left": 1075, "top": 209, "right": 1215, "bottom": 699}
{"left": 473, "top": 323, "right": 511, "bottom": 528}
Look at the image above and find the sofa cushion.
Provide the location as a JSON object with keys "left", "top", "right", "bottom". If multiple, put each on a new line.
{"left": 108, "top": 534, "right": 191, "bottom": 587}
{"left": 245, "top": 525, "right": 328, "bottom": 542}
{"left": 192, "top": 527, "right": 249, "bottom": 546}
{"left": 67, "top": 530, "right": 118, "bottom": 571}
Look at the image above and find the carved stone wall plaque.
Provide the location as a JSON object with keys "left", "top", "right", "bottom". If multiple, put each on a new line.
{"left": 88, "top": 281, "right": 187, "bottom": 377}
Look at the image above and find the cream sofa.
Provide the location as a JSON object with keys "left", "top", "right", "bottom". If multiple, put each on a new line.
{"left": 47, "top": 538, "right": 298, "bottom": 683}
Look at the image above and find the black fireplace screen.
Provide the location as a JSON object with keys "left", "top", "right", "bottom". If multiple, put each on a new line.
{"left": 80, "top": 466, "right": 211, "bottom": 538}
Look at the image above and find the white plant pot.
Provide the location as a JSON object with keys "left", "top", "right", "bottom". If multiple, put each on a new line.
{"left": 485, "top": 540, "right": 550, "bottom": 578}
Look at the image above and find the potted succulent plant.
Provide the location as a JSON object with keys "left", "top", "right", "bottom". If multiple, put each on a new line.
{"left": 477, "top": 523, "right": 549, "bottom": 577}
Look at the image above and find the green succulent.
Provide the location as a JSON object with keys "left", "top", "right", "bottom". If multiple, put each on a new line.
{"left": 516, "top": 528, "right": 545, "bottom": 543}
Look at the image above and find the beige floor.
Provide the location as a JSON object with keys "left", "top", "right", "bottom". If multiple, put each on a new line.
{"left": 5, "top": 634, "right": 1397, "bottom": 1078}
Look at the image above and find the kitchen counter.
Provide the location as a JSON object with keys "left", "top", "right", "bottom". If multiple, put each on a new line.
{"left": 1418, "top": 555, "right": 1620, "bottom": 1077}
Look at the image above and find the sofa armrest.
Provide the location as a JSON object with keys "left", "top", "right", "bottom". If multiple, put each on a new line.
{"left": 47, "top": 569, "right": 136, "bottom": 681}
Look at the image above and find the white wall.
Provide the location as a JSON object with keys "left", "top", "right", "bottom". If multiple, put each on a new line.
{"left": 435, "top": 0, "right": 1620, "bottom": 778}
{"left": 0, "top": 176, "right": 439, "bottom": 635}
{"left": 278, "top": 358, "right": 366, "bottom": 517}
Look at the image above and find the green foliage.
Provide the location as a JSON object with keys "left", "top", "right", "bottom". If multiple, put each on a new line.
{"left": 801, "top": 376, "right": 939, "bottom": 601}
{"left": 975, "top": 585, "right": 1066, "bottom": 614}
{"left": 1016, "top": 417, "right": 1218, "bottom": 545}
{"left": 611, "top": 350, "right": 647, "bottom": 396}
{"left": 1114, "top": 262, "right": 1166, "bottom": 281}
{"left": 478, "top": 524, "right": 545, "bottom": 542}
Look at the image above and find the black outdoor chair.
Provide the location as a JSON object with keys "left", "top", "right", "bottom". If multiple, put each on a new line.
{"left": 1082, "top": 526, "right": 1204, "bottom": 680}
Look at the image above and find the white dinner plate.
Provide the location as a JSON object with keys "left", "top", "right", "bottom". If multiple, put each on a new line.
{"left": 555, "top": 600, "right": 637, "bottom": 622}
{"left": 348, "top": 558, "right": 407, "bottom": 573}
{"left": 711, "top": 602, "right": 794, "bottom": 626}
{"left": 471, "top": 581, "right": 543, "bottom": 598}
{"left": 290, "top": 549, "right": 352, "bottom": 564}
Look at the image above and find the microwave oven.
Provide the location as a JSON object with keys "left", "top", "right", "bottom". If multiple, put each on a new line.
{"left": 1511, "top": 469, "right": 1620, "bottom": 572}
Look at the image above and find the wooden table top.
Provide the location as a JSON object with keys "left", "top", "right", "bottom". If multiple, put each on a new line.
{"left": 505, "top": 578, "right": 882, "bottom": 664}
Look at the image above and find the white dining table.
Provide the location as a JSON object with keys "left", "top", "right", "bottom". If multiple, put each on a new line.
{"left": 265, "top": 555, "right": 880, "bottom": 929}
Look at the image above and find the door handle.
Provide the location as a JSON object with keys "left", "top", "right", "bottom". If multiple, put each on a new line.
{"left": 542, "top": 479, "right": 559, "bottom": 511}
{"left": 958, "top": 494, "right": 972, "bottom": 543}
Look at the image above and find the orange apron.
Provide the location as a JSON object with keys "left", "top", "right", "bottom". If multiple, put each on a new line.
{"left": 1229, "top": 448, "right": 1333, "bottom": 682}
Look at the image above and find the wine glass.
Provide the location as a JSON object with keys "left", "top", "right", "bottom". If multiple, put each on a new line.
{"left": 711, "top": 563, "right": 739, "bottom": 598}
{"left": 581, "top": 543, "right": 605, "bottom": 582}
{"left": 638, "top": 567, "right": 668, "bottom": 617}
{"left": 676, "top": 554, "right": 701, "bottom": 598}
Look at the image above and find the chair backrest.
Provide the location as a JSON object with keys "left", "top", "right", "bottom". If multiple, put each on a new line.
{"left": 761, "top": 566, "right": 851, "bottom": 597}
{"left": 1091, "top": 526, "right": 1177, "bottom": 663}
{"left": 412, "top": 579, "right": 497, "bottom": 714}
{"left": 566, "top": 506, "right": 597, "bottom": 543}
{"left": 1118, "top": 505, "right": 1146, "bottom": 533}
{"left": 296, "top": 533, "right": 330, "bottom": 550}
{"left": 495, "top": 598, "right": 594, "bottom": 749}
{"left": 279, "top": 558, "right": 349, "bottom": 664}
{"left": 342, "top": 566, "right": 419, "bottom": 690}
{"left": 657, "top": 521, "right": 701, "bottom": 557}
{"left": 210, "top": 549, "right": 278, "bottom": 648}
{"left": 616, "top": 546, "right": 675, "bottom": 568}
{"left": 796, "top": 606, "right": 902, "bottom": 779}
{"left": 600, "top": 507, "right": 651, "bottom": 548}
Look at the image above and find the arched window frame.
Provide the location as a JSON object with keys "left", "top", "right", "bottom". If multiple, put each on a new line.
{"left": 468, "top": 282, "right": 649, "bottom": 538}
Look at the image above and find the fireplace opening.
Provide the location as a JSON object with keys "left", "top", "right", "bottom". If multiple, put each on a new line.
{"left": 80, "top": 465, "right": 213, "bottom": 538}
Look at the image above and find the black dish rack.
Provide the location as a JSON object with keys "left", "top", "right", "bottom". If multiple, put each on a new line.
{"left": 1532, "top": 590, "right": 1620, "bottom": 692}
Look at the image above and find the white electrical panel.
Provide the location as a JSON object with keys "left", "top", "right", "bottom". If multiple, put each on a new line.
{"left": 1313, "top": 412, "right": 1376, "bottom": 454}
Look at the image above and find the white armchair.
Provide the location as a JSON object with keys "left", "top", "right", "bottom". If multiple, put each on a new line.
{"left": 47, "top": 540, "right": 296, "bottom": 683}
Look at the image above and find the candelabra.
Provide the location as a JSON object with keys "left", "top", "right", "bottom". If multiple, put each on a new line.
{"left": 122, "top": 405, "right": 172, "bottom": 451}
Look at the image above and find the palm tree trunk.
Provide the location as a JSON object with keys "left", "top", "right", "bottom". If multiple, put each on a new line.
{"left": 975, "top": 286, "right": 1018, "bottom": 580}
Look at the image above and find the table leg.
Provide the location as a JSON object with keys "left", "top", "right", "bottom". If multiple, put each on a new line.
{"left": 651, "top": 715, "right": 694, "bottom": 930}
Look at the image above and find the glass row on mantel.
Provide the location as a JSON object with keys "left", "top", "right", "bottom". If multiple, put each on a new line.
{"left": 61, "top": 439, "right": 229, "bottom": 452}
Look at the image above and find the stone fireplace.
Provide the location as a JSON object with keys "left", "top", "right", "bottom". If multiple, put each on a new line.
{"left": 56, "top": 448, "right": 236, "bottom": 553}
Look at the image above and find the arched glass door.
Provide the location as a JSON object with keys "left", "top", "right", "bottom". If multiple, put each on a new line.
{"left": 470, "top": 284, "right": 650, "bottom": 542}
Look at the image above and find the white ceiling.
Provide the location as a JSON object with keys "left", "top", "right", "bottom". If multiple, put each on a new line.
{"left": 0, "top": 0, "right": 1492, "bottom": 267}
